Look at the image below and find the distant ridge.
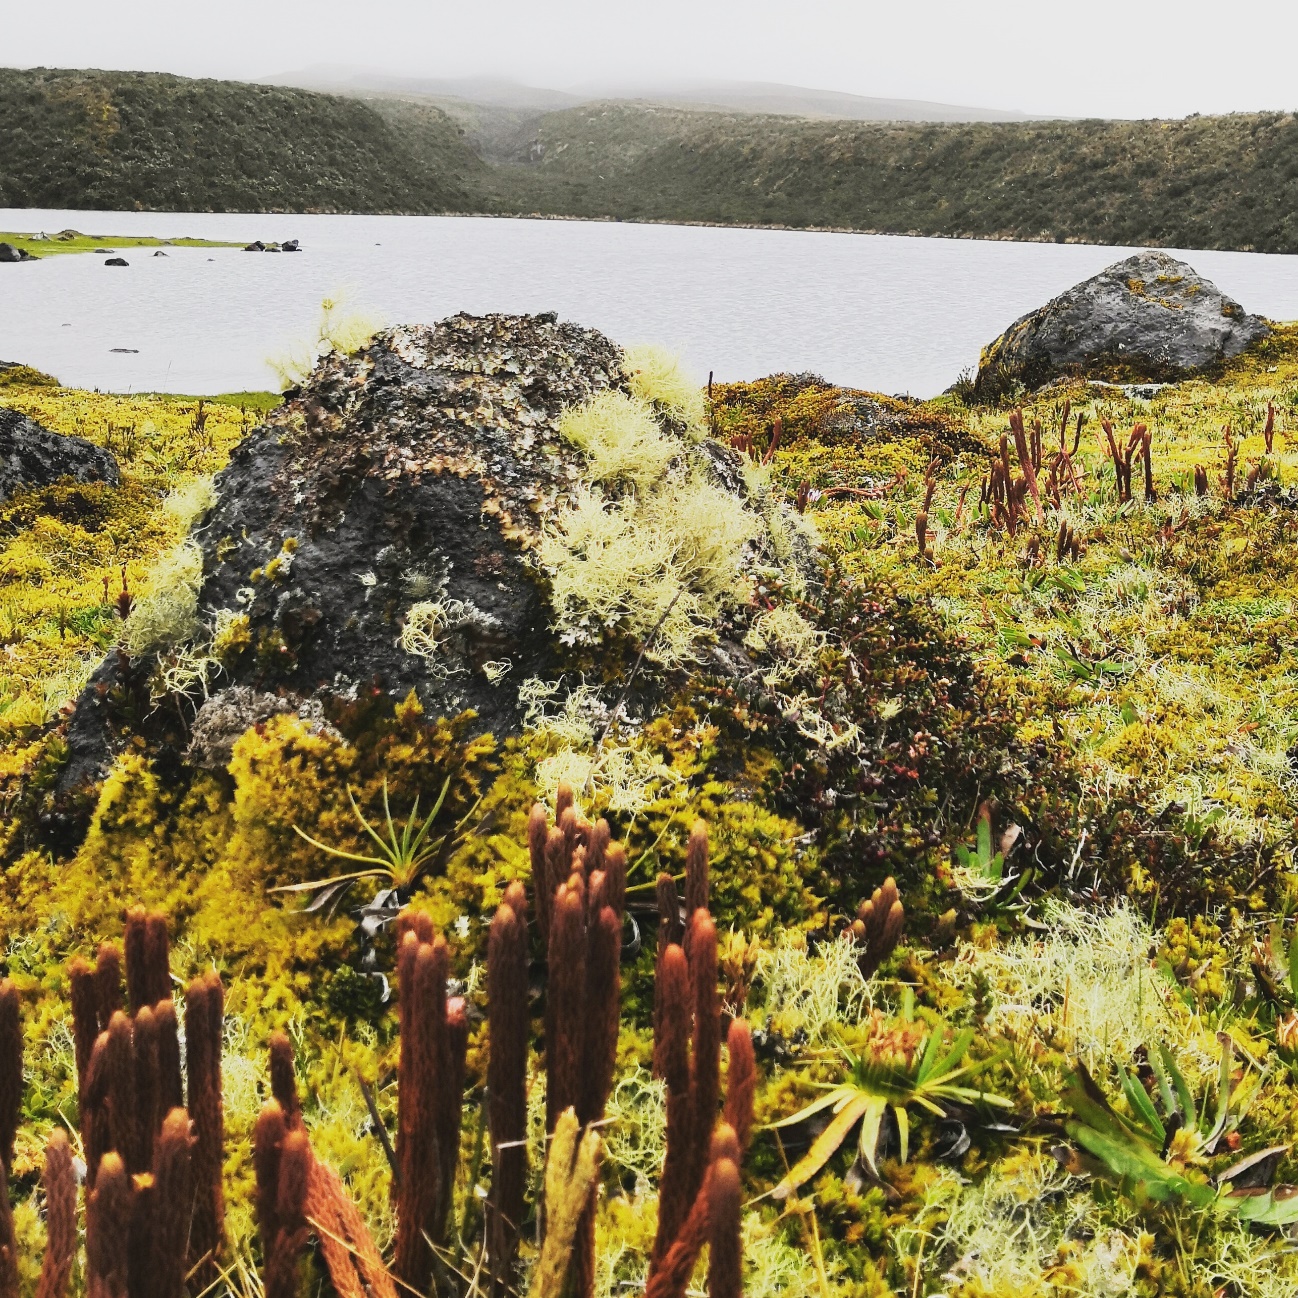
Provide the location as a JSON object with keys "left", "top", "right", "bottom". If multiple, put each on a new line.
{"left": 267, "top": 66, "right": 1039, "bottom": 123}
{"left": 264, "top": 67, "right": 583, "bottom": 113}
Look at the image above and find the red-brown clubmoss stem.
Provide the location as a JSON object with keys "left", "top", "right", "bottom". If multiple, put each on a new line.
{"left": 185, "top": 972, "right": 225, "bottom": 1287}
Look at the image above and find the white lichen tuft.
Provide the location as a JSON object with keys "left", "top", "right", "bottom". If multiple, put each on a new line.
{"left": 744, "top": 604, "right": 824, "bottom": 687}
{"left": 163, "top": 475, "right": 218, "bottom": 531}
{"left": 124, "top": 540, "right": 205, "bottom": 657}
{"left": 268, "top": 294, "right": 385, "bottom": 391}
{"left": 947, "top": 898, "right": 1217, "bottom": 1085}
{"left": 558, "top": 391, "right": 680, "bottom": 490}
{"left": 520, "top": 677, "right": 679, "bottom": 814}
{"left": 622, "top": 342, "right": 707, "bottom": 435}
{"left": 754, "top": 930, "right": 874, "bottom": 1042}
{"left": 540, "top": 476, "right": 758, "bottom": 666}
{"left": 399, "top": 598, "right": 499, "bottom": 674}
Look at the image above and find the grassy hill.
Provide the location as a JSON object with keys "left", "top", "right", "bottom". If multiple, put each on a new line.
{"left": 484, "top": 101, "right": 1298, "bottom": 252}
{"left": 2, "top": 68, "right": 1297, "bottom": 253}
{"left": 0, "top": 67, "right": 486, "bottom": 213}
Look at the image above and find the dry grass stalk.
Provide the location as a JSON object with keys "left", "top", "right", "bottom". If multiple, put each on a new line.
{"left": 526, "top": 795, "right": 626, "bottom": 1298}
{"left": 393, "top": 921, "right": 467, "bottom": 1294}
{"left": 35, "top": 1131, "right": 77, "bottom": 1298}
{"left": 261, "top": 1129, "right": 310, "bottom": 1298}
{"left": 1223, "top": 424, "right": 1238, "bottom": 498}
{"left": 526, "top": 1109, "right": 603, "bottom": 1298}
{"left": 86, "top": 1152, "right": 130, "bottom": 1298}
{"left": 645, "top": 1124, "right": 745, "bottom": 1298}
{"left": 0, "top": 982, "right": 17, "bottom": 1298}
{"left": 185, "top": 972, "right": 225, "bottom": 1287}
{"left": 269, "top": 1031, "right": 300, "bottom": 1124}
{"left": 0, "top": 981, "right": 19, "bottom": 1176}
{"left": 1009, "top": 410, "right": 1045, "bottom": 524}
{"left": 306, "top": 1157, "right": 398, "bottom": 1298}
{"left": 149, "top": 1107, "right": 196, "bottom": 1298}
{"left": 707, "top": 1149, "right": 743, "bottom": 1298}
{"left": 650, "top": 832, "right": 730, "bottom": 1283}
{"left": 123, "top": 907, "right": 171, "bottom": 1014}
{"left": 254, "top": 1102, "right": 290, "bottom": 1264}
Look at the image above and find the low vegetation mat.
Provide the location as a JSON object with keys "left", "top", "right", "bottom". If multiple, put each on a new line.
{"left": 4, "top": 317, "right": 1298, "bottom": 1298}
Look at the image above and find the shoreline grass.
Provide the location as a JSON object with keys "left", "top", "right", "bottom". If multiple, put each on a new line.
{"left": 1, "top": 228, "right": 244, "bottom": 257}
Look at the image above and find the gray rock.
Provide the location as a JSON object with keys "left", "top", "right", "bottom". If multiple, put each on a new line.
{"left": 974, "top": 251, "right": 1271, "bottom": 397}
{"left": 185, "top": 686, "right": 340, "bottom": 770}
{"left": 0, "top": 406, "right": 120, "bottom": 501}
{"left": 0, "top": 243, "right": 22, "bottom": 263}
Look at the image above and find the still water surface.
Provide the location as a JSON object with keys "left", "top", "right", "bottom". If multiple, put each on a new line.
{"left": 3, "top": 208, "right": 1298, "bottom": 397}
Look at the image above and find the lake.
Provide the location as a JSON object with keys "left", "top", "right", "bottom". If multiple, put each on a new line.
{"left": 3, "top": 208, "right": 1298, "bottom": 398}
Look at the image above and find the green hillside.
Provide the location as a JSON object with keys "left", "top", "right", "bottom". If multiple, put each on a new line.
{"left": 484, "top": 101, "right": 1298, "bottom": 252}
{"left": 0, "top": 66, "right": 486, "bottom": 213}
{"left": 2, "top": 68, "right": 1297, "bottom": 253}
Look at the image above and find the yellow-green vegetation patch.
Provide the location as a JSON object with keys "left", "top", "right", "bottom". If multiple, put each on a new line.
{"left": 1, "top": 228, "right": 243, "bottom": 257}
{"left": 0, "top": 382, "right": 256, "bottom": 732}
{"left": 758, "top": 335, "right": 1298, "bottom": 850}
{"left": 12, "top": 327, "right": 1298, "bottom": 1297}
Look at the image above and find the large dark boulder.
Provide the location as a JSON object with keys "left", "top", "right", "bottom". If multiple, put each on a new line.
{"left": 974, "top": 251, "right": 1270, "bottom": 397}
{"left": 0, "top": 406, "right": 120, "bottom": 501}
{"left": 185, "top": 313, "right": 631, "bottom": 741}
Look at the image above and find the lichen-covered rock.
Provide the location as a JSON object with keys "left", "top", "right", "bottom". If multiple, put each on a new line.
{"left": 185, "top": 686, "right": 340, "bottom": 770}
{"left": 0, "top": 405, "right": 120, "bottom": 500}
{"left": 189, "top": 312, "right": 627, "bottom": 738}
{"left": 974, "top": 251, "right": 1270, "bottom": 396}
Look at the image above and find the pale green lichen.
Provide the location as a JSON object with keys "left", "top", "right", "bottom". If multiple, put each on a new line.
{"left": 123, "top": 539, "right": 204, "bottom": 656}
{"left": 558, "top": 390, "right": 680, "bottom": 490}
{"left": 622, "top": 342, "right": 707, "bottom": 434}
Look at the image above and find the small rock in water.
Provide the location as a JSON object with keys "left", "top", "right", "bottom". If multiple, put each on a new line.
{"left": 282, "top": 238, "right": 300, "bottom": 251}
{"left": 153, "top": 250, "right": 168, "bottom": 257}
{"left": 0, "top": 243, "right": 24, "bottom": 263}
{"left": 109, "top": 348, "right": 139, "bottom": 354}
{"left": 244, "top": 240, "right": 265, "bottom": 252}
{"left": 104, "top": 257, "right": 129, "bottom": 267}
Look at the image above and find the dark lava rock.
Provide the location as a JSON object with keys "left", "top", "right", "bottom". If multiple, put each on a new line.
{"left": 104, "top": 257, "right": 129, "bottom": 267}
{"left": 974, "top": 251, "right": 1271, "bottom": 397}
{"left": 0, "top": 243, "right": 23, "bottom": 263}
{"left": 0, "top": 406, "right": 120, "bottom": 502}
{"left": 56, "top": 311, "right": 793, "bottom": 839}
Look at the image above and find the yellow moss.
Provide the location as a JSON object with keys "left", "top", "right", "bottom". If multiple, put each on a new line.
{"left": 0, "top": 382, "right": 249, "bottom": 734}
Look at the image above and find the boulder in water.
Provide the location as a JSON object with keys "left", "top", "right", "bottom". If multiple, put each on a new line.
{"left": 974, "top": 250, "right": 1270, "bottom": 398}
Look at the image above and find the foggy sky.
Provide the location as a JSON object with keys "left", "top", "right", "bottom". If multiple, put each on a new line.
{"left": 6, "top": 0, "right": 1296, "bottom": 121}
